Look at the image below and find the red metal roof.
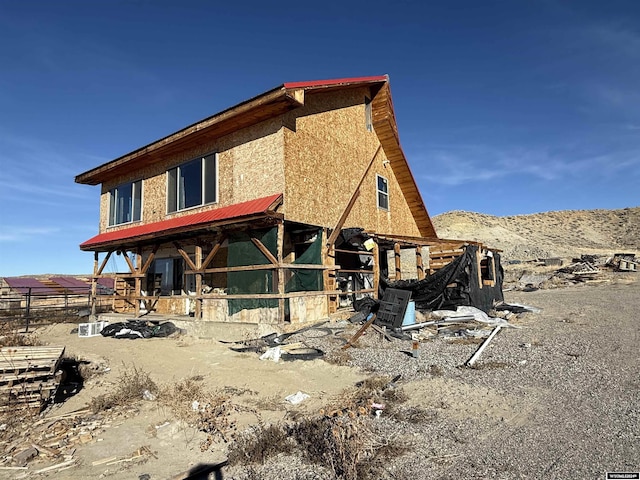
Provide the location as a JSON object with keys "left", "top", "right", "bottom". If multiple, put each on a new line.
{"left": 283, "top": 75, "right": 388, "bottom": 90}
{"left": 50, "top": 277, "right": 91, "bottom": 294}
{"left": 4, "top": 277, "right": 59, "bottom": 296}
{"left": 80, "top": 194, "right": 283, "bottom": 250}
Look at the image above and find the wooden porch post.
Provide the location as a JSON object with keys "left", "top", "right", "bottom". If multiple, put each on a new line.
{"left": 322, "top": 228, "right": 337, "bottom": 314}
{"left": 394, "top": 243, "right": 402, "bottom": 281}
{"left": 91, "top": 252, "right": 98, "bottom": 317}
{"left": 277, "top": 221, "right": 285, "bottom": 323}
{"left": 134, "top": 249, "right": 142, "bottom": 317}
{"left": 372, "top": 241, "right": 380, "bottom": 299}
{"left": 416, "top": 246, "right": 425, "bottom": 280}
{"left": 195, "top": 244, "right": 203, "bottom": 319}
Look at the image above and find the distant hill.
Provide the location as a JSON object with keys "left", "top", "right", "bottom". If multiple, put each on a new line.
{"left": 432, "top": 207, "right": 640, "bottom": 261}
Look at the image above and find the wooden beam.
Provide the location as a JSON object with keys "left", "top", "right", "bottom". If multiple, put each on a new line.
{"left": 416, "top": 246, "right": 425, "bottom": 280}
{"left": 195, "top": 244, "right": 202, "bottom": 319}
{"left": 202, "top": 235, "right": 225, "bottom": 270}
{"left": 96, "top": 251, "right": 113, "bottom": 276}
{"left": 326, "top": 144, "right": 382, "bottom": 250}
{"left": 394, "top": 243, "right": 401, "bottom": 281}
{"left": 185, "top": 263, "right": 338, "bottom": 275}
{"left": 250, "top": 237, "right": 278, "bottom": 265}
{"left": 174, "top": 242, "right": 198, "bottom": 272}
{"left": 122, "top": 252, "right": 136, "bottom": 274}
{"left": 372, "top": 240, "right": 380, "bottom": 299}
{"left": 322, "top": 228, "right": 337, "bottom": 314}
{"left": 277, "top": 221, "right": 285, "bottom": 323}
{"left": 141, "top": 244, "right": 159, "bottom": 274}
{"left": 134, "top": 249, "right": 142, "bottom": 317}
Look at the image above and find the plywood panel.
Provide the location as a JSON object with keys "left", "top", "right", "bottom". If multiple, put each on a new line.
{"left": 283, "top": 87, "right": 421, "bottom": 237}
{"left": 98, "top": 117, "right": 285, "bottom": 233}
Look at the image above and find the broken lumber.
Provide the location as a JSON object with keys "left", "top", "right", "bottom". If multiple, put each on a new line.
{"left": 342, "top": 314, "right": 377, "bottom": 350}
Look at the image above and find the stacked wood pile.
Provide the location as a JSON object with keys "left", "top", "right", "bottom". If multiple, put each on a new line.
{"left": 0, "top": 346, "right": 65, "bottom": 412}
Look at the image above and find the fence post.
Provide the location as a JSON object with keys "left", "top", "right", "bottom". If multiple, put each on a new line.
{"left": 25, "top": 287, "right": 31, "bottom": 333}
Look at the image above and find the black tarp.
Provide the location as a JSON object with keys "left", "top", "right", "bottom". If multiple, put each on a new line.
{"left": 381, "top": 245, "right": 503, "bottom": 313}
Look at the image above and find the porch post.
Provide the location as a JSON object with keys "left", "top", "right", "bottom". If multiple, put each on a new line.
{"left": 134, "top": 248, "right": 142, "bottom": 317}
{"left": 91, "top": 251, "right": 98, "bottom": 317}
{"left": 372, "top": 240, "right": 380, "bottom": 299}
{"left": 394, "top": 243, "right": 402, "bottom": 281}
{"left": 277, "top": 221, "right": 285, "bottom": 323}
{"left": 195, "top": 244, "right": 203, "bottom": 319}
{"left": 416, "top": 246, "right": 425, "bottom": 280}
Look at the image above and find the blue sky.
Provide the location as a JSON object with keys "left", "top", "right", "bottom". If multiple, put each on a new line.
{"left": 0, "top": 0, "right": 639, "bottom": 276}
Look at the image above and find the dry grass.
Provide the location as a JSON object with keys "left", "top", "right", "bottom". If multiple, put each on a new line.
{"left": 89, "top": 364, "right": 157, "bottom": 413}
{"left": 227, "top": 376, "right": 411, "bottom": 479}
{"left": 228, "top": 415, "right": 407, "bottom": 480}
{"left": 0, "top": 321, "right": 42, "bottom": 347}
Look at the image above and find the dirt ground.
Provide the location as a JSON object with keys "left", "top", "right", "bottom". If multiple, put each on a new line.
{"left": 1, "top": 273, "right": 638, "bottom": 479}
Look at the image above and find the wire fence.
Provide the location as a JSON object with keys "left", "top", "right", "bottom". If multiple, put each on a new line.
{"left": 0, "top": 287, "right": 112, "bottom": 330}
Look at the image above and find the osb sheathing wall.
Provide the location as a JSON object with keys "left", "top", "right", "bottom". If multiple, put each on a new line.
{"left": 98, "top": 117, "right": 286, "bottom": 233}
{"left": 283, "top": 88, "right": 421, "bottom": 237}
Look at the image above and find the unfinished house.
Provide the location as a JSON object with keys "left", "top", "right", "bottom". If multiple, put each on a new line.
{"left": 76, "top": 75, "right": 502, "bottom": 326}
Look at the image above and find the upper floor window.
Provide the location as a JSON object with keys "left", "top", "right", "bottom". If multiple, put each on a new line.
{"left": 109, "top": 180, "right": 142, "bottom": 226}
{"left": 167, "top": 153, "right": 217, "bottom": 213}
{"left": 376, "top": 174, "right": 389, "bottom": 211}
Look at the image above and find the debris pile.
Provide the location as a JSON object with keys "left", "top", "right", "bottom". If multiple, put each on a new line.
{"left": 224, "top": 322, "right": 328, "bottom": 361}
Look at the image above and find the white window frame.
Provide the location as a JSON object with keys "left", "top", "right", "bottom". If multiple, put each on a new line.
{"left": 167, "top": 153, "right": 218, "bottom": 214}
{"left": 376, "top": 174, "right": 389, "bottom": 211}
{"left": 108, "top": 180, "right": 142, "bottom": 226}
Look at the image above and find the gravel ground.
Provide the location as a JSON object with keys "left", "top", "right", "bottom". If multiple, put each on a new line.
{"left": 228, "top": 275, "right": 639, "bottom": 479}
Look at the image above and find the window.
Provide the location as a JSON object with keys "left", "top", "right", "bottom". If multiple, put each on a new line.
{"left": 365, "top": 96, "right": 373, "bottom": 132}
{"left": 376, "top": 174, "right": 389, "bottom": 210}
{"left": 109, "top": 180, "right": 142, "bottom": 226}
{"left": 167, "top": 153, "right": 217, "bottom": 213}
{"left": 146, "top": 258, "right": 183, "bottom": 296}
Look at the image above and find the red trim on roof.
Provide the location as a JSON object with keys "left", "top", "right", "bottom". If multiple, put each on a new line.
{"left": 283, "top": 75, "right": 388, "bottom": 90}
{"left": 80, "top": 194, "right": 282, "bottom": 250}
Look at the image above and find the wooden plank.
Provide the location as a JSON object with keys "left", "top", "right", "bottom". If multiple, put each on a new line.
{"left": 326, "top": 145, "right": 382, "bottom": 250}
{"left": 96, "top": 251, "right": 112, "bottom": 276}
{"left": 250, "top": 238, "right": 278, "bottom": 266}
{"left": 174, "top": 242, "right": 198, "bottom": 272}
{"left": 141, "top": 244, "right": 159, "bottom": 274}
{"left": 122, "top": 252, "right": 136, "bottom": 274}
{"left": 342, "top": 314, "right": 377, "bottom": 350}
{"left": 201, "top": 235, "right": 225, "bottom": 270}
{"left": 333, "top": 249, "right": 373, "bottom": 256}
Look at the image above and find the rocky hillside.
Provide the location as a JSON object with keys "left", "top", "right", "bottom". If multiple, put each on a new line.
{"left": 432, "top": 207, "right": 640, "bottom": 261}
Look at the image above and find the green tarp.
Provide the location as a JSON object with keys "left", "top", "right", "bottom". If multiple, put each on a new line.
{"left": 227, "top": 227, "right": 278, "bottom": 315}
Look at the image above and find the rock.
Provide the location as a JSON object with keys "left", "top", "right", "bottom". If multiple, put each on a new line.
{"left": 13, "top": 446, "right": 38, "bottom": 465}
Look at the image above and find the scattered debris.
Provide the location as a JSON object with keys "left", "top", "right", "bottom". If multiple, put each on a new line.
{"left": 465, "top": 326, "right": 502, "bottom": 367}
{"left": 100, "top": 320, "right": 180, "bottom": 339}
{"left": 285, "top": 391, "right": 310, "bottom": 405}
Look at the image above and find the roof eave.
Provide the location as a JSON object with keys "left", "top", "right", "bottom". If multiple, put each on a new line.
{"left": 75, "top": 86, "right": 302, "bottom": 186}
